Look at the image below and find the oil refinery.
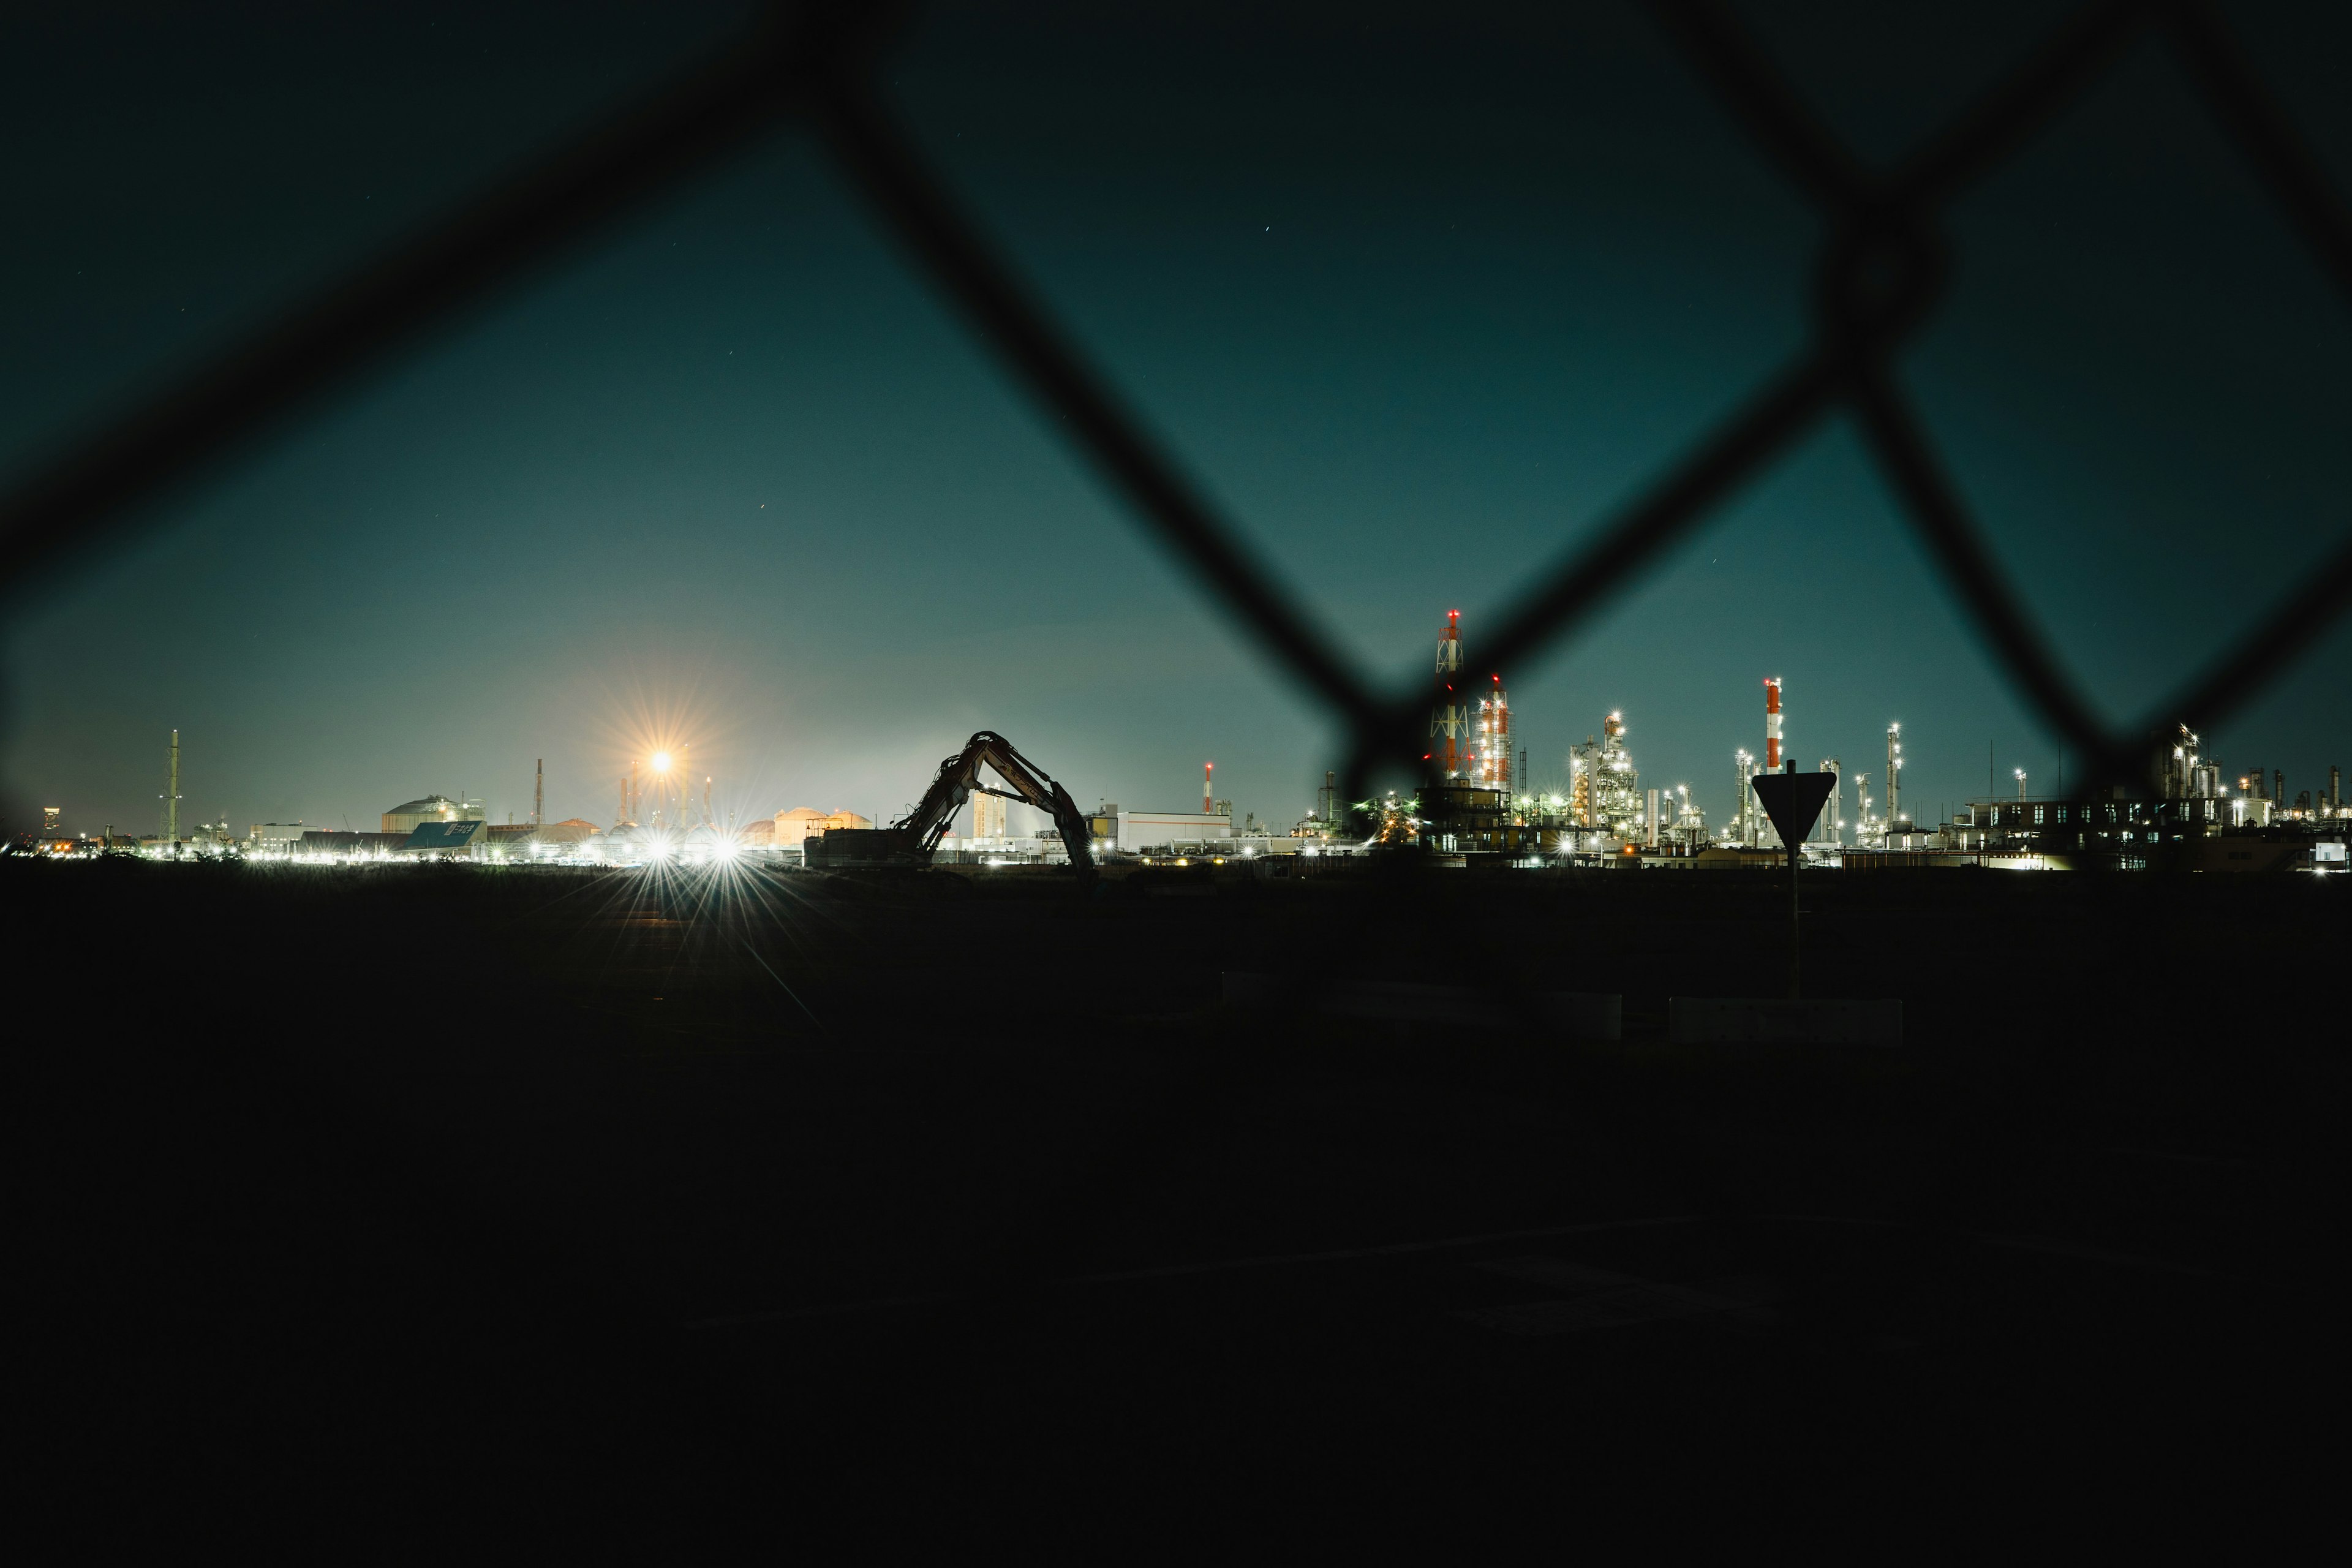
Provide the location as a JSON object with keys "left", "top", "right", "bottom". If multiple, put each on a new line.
{"left": 14, "top": 611, "right": 2346, "bottom": 876}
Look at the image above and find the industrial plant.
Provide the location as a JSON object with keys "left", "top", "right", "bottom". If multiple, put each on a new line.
{"left": 15, "top": 614, "right": 2346, "bottom": 877}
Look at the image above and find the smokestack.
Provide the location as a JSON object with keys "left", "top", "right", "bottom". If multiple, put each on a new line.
{"left": 704, "top": 775, "right": 713, "bottom": 829}
{"left": 165, "top": 728, "right": 180, "bottom": 843}
{"left": 1764, "top": 679, "right": 1782, "bottom": 773}
{"left": 534, "top": 758, "right": 543, "bottom": 827}
{"left": 1204, "top": 761, "right": 1213, "bottom": 815}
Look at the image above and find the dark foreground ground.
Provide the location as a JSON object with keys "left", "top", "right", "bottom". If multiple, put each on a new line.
{"left": 10, "top": 856, "right": 2345, "bottom": 1541}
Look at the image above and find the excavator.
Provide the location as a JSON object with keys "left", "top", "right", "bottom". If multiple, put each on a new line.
{"left": 803, "top": 731, "right": 1097, "bottom": 882}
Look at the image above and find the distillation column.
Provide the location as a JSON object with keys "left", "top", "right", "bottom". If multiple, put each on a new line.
{"left": 1887, "top": 723, "right": 1904, "bottom": 825}
{"left": 1430, "top": 611, "right": 1466, "bottom": 778}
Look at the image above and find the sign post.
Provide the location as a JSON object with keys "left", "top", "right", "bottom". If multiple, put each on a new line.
{"left": 1749, "top": 763, "right": 1838, "bottom": 1000}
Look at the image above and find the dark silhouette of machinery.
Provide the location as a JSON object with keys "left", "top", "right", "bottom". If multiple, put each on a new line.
{"left": 804, "top": 731, "right": 1095, "bottom": 880}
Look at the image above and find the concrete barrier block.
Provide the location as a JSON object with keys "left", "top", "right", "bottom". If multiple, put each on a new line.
{"left": 1667, "top": 997, "right": 1902, "bottom": 1045}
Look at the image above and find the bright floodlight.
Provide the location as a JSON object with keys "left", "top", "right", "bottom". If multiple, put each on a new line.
{"left": 652, "top": 751, "right": 673, "bottom": 772}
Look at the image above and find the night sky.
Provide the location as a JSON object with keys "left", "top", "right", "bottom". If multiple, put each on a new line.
{"left": 6, "top": 1, "right": 2351, "bottom": 840}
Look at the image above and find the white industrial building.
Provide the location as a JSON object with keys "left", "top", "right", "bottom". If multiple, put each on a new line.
{"left": 1115, "top": 809, "right": 1233, "bottom": 853}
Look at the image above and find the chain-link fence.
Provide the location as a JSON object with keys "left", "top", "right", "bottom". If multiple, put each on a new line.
{"left": 3, "top": 0, "right": 2347, "bottom": 816}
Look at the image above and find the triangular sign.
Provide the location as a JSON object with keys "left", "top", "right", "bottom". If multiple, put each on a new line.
{"left": 1750, "top": 770, "right": 1838, "bottom": 848}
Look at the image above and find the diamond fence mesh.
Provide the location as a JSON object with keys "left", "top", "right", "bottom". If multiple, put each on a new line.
{"left": 3, "top": 0, "right": 2348, "bottom": 826}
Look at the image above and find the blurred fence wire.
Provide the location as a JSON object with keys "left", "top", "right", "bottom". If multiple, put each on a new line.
{"left": 3, "top": 0, "right": 2349, "bottom": 806}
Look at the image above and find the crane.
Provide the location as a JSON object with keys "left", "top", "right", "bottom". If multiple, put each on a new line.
{"left": 804, "top": 731, "right": 1096, "bottom": 881}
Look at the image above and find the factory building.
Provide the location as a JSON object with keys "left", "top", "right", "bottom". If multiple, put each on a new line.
{"left": 382, "top": 795, "right": 484, "bottom": 835}
{"left": 250, "top": 823, "right": 304, "bottom": 851}
{"left": 297, "top": 830, "right": 407, "bottom": 858}
{"left": 1953, "top": 794, "right": 2255, "bottom": 854}
{"left": 402, "top": 819, "right": 489, "bottom": 859}
{"left": 774, "top": 807, "right": 872, "bottom": 851}
{"left": 1924, "top": 793, "right": 2337, "bottom": 872}
{"left": 485, "top": 823, "right": 540, "bottom": 854}
{"left": 1115, "top": 809, "right": 1232, "bottom": 853}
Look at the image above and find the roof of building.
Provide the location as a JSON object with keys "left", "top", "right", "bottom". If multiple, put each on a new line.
{"left": 404, "top": 819, "right": 486, "bottom": 851}
{"left": 386, "top": 796, "right": 456, "bottom": 815}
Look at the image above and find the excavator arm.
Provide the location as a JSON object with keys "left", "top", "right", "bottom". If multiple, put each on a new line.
{"left": 807, "top": 731, "right": 1096, "bottom": 880}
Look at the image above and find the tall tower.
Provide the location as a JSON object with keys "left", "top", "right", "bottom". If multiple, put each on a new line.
{"left": 1887, "top": 723, "right": 1904, "bottom": 824}
{"left": 1763, "top": 679, "right": 1782, "bottom": 772}
{"left": 164, "top": 728, "right": 181, "bottom": 842}
{"left": 1818, "top": 760, "right": 1841, "bottom": 845}
{"left": 533, "top": 759, "right": 544, "bottom": 827}
{"left": 1430, "top": 611, "right": 1466, "bottom": 779}
{"left": 1203, "top": 761, "right": 1214, "bottom": 814}
{"left": 973, "top": 791, "right": 1006, "bottom": 842}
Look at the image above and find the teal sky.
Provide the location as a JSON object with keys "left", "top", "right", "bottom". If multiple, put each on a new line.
{"left": 6, "top": 1, "right": 2351, "bottom": 838}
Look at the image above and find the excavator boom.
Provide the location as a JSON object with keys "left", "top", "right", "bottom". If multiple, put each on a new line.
{"left": 805, "top": 731, "right": 1096, "bottom": 880}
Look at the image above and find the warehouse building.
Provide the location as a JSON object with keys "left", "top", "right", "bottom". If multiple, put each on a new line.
{"left": 402, "top": 819, "right": 489, "bottom": 859}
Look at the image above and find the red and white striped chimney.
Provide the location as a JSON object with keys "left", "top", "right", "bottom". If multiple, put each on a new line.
{"left": 1204, "top": 761, "right": 1214, "bottom": 814}
{"left": 1764, "top": 678, "right": 1782, "bottom": 772}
